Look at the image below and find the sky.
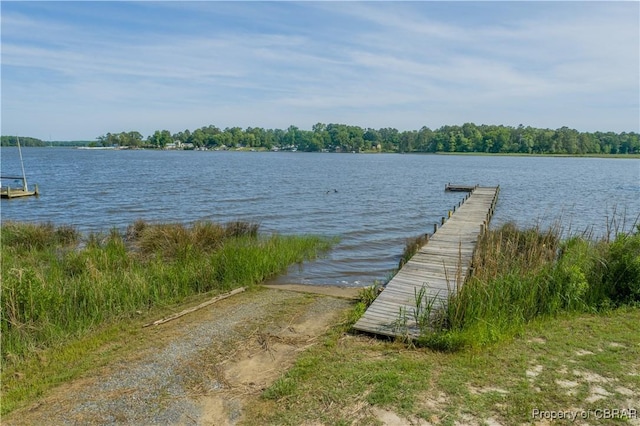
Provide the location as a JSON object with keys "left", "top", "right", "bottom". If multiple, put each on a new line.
{"left": 1, "top": 1, "right": 639, "bottom": 141}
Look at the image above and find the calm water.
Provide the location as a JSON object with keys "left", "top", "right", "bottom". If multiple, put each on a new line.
{"left": 2, "top": 148, "right": 639, "bottom": 286}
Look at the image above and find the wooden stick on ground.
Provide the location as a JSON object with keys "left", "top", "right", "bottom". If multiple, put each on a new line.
{"left": 143, "top": 287, "right": 246, "bottom": 327}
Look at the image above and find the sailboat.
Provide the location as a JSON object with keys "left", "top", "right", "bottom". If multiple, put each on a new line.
{"left": 1, "top": 136, "right": 39, "bottom": 199}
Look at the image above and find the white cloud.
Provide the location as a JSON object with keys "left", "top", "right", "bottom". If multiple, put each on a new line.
{"left": 1, "top": 1, "right": 637, "bottom": 140}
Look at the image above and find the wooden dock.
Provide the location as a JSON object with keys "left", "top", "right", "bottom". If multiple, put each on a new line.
{"left": 353, "top": 185, "right": 500, "bottom": 339}
{"left": 1, "top": 185, "right": 39, "bottom": 199}
{"left": 1, "top": 173, "right": 39, "bottom": 199}
{"left": 445, "top": 183, "right": 478, "bottom": 192}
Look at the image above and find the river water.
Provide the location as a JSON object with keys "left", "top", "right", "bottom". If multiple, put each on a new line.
{"left": 2, "top": 148, "right": 639, "bottom": 286}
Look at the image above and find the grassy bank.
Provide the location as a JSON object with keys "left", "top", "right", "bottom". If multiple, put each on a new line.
{"left": 1, "top": 220, "right": 335, "bottom": 369}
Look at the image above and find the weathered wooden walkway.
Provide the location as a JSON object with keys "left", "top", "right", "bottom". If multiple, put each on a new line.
{"left": 353, "top": 185, "right": 500, "bottom": 338}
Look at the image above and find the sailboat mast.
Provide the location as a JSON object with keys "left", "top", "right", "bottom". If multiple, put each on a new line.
{"left": 17, "top": 136, "right": 28, "bottom": 191}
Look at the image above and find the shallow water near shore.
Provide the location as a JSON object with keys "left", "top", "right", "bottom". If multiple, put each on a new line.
{"left": 2, "top": 148, "right": 639, "bottom": 286}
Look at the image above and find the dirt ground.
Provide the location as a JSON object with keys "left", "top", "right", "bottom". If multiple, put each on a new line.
{"left": 3, "top": 285, "right": 358, "bottom": 425}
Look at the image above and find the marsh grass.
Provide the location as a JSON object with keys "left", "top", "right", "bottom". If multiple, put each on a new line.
{"left": 1, "top": 221, "right": 80, "bottom": 251}
{"left": 398, "top": 233, "right": 429, "bottom": 269}
{"left": 1, "top": 220, "right": 334, "bottom": 368}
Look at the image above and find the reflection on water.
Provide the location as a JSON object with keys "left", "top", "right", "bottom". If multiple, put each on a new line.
{"left": 2, "top": 148, "right": 639, "bottom": 286}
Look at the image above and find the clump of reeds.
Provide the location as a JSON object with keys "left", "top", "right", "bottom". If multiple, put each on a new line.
{"left": 398, "top": 233, "right": 430, "bottom": 268}
{"left": 471, "top": 222, "right": 560, "bottom": 280}
{"left": 122, "top": 220, "right": 261, "bottom": 261}
{"left": 224, "top": 220, "right": 259, "bottom": 238}
{"left": 1, "top": 220, "right": 334, "bottom": 368}
{"left": 2, "top": 221, "right": 79, "bottom": 251}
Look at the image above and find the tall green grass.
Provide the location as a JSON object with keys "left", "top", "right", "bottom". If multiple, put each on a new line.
{"left": 417, "top": 222, "right": 640, "bottom": 350}
{"left": 1, "top": 220, "right": 335, "bottom": 367}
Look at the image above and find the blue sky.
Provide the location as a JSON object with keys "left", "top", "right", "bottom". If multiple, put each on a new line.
{"left": 1, "top": 1, "right": 638, "bottom": 141}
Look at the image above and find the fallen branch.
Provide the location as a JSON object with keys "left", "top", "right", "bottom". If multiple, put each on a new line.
{"left": 143, "top": 287, "right": 246, "bottom": 327}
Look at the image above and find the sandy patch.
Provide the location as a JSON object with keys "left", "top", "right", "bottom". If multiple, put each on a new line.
{"left": 418, "top": 391, "right": 450, "bottom": 424}
{"left": 575, "top": 349, "right": 594, "bottom": 356}
{"left": 614, "top": 386, "right": 636, "bottom": 396}
{"left": 556, "top": 379, "right": 580, "bottom": 396}
{"left": 586, "top": 385, "right": 612, "bottom": 403}
{"left": 527, "top": 337, "right": 546, "bottom": 344}
{"left": 527, "top": 365, "right": 544, "bottom": 379}
{"left": 468, "top": 385, "right": 509, "bottom": 395}
{"left": 454, "top": 413, "right": 480, "bottom": 426}
{"left": 263, "top": 283, "right": 361, "bottom": 299}
{"left": 420, "top": 391, "right": 449, "bottom": 411}
{"left": 556, "top": 379, "right": 579, "bottom": 389}
{"left": 371, "top": 407, "right": 432, "bottom": 425}
{"left": 572, "top": 370, "right": 613, "bottom": 383}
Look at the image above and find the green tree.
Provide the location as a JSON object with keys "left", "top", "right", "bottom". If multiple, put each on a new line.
{"left": 398, "top": 130, "right": 416, "bottom": 153}
{"left": 415, "top": 126, "right": 434, "bottom": 152}
{"left": 378, "top": 127, "right": 399, "bottom": 151}
{"left": 556, "top": 127, "right": 579, "bottom": 154}
{"left": 363, "top": 128, "right": 381, "bottom": 151}
{"left": 347, "top": 125, "right": 364, "bottom": 152}
{"left": 147, "top": 130, "right": 172, "bottom": 149}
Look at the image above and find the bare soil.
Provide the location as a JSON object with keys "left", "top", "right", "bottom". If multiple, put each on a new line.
{"left": 3, "top": 286, "right": 355, "bottom": 425}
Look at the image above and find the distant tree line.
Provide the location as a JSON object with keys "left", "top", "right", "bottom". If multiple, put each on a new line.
{"left": 98, "top": 124, "right": 639, "bottom": 155}
{"left": 1, "top": 136, "right": 90, "bottom": 147}
{"left": 1, "top": 136, "right": 47, "bottom": 147}
{"left": 3, "top": 123, "right": 639, "bottom": 154}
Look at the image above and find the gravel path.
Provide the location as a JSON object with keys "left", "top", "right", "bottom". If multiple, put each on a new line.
{"left": 4, "top": 288, "right": 353, "bottom": 425}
